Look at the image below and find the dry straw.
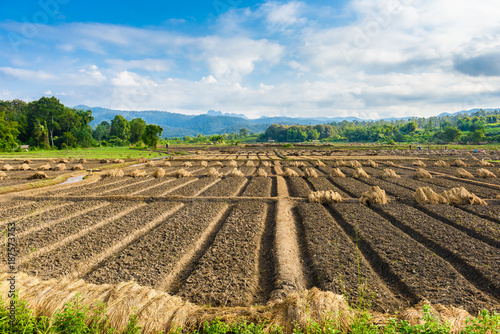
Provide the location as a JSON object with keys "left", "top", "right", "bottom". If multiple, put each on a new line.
{"left": 37, "top": 164, "right": 51, "bottom": 171}
{"left": 382, "top": 168, "right": 400, "bottom": 178}
{"left": 385, "top": 161, "right": 396, "bottom": 167}
{"left": 18, "top": 163, "right": 31, "bottom": 170}
{"left": 332, "top": 160, "right": 346, "bottom": 167}
{"left": 366, "top": 159, "right": 378, "bottom": 167}
{"left": 470, "top": 156, "right": 479, "bottom": 161}
{"left": 443, "top": 187, "right": 487, "bottom": 205}
{"left": 146, "top": 161, "right": 157, "bottom": 167}
{"left": 256, "top": 168, "right": 268, "bottom": 177}
{"left": 100, "top": 159, "right": 109, "bottom": 163}
{"left": 454, "top": 159, "right": 468, "bottom": 167}
{"left": 274, "top": 166, "right": 283, "bottom": 175}
{"left": 1, "top": 164, "right": 13, "bottom": 171}
{"left": 415, "top": 168, "right": 432, "bottom": 178}
{"left": 53, "top": 163, "right": 66, "bottom": 171}
{"left": 0, "top": 171, "right": 8, "bottom": 180}
{"left": 454, "top": 168, "right": 473, "bottom": 179}
{"left": 245, "top": 160, "right": 255, "bottom": 167}
{"left": 182, "top": 161, "right": 192, "bottom": 168}
{"left": 207, "top": 168, "right": 223, "bottom": 178}
{"left": 433, "top": 160, "right": 449, "bottom": 167}
{"left": 58, "top": 158, "right": 68, "bottom": 163}
{"left": 71, "top": 164, "right": 84, "bottom": 171}
{"left": 137, "top": 157, "right": 148, "bottom": 163}
{"left": 291, "top": 161, "right": 305, "bottom": 167}
{"left": 329, "top": 168, "right": 345, "bottom": 178}
{"left": 477, "top": 168, "right": 496, "bottom": 178}
{"left": 414, "top": 187, "right": 448, "bottom": 204}
{"left": 102, "top": 169, "right": 124, "bottom": 178}
{"left": 413, "top": 160, "right": 427, "bottom": 167}
{"left": 227, "top": 160, "right": 238, "bottom": 167}
{"left": 274, "top": 161, "right": 281, "bottom": 166}
{"left": 353, "top": 168, "right": 369, "bottom": 179}
{"left": 163, "top": 161, "right": 172, "bottom": 167}
{"left": 360, "top": 186, "right": 389, "bottom": 205}
{"left": 175, "top": 169, "right": 193, "bottom": 178}
{"left": 79, "top": 158, "right": 87, "bottom": 164}
{"left": 315, "top": 160, "right": 326, "bottom": 167}
{"left": 213, "top": 161, "right": 223, "bottom": 167}
{"left": 23, "top": 159, "right": 33, "bottom": 164}
{"left": 29, "top": 172, "right": 48, "bottom": 179}
{"left": 283, "top": 168, "right": 299, "bottom": 178}
{"left": 308, "top": 190, "right": 343, "bottom": 204}
{"left": 130, "top": 169, "right": 148, "bottom": 178}
{"left": 151, "top": 168, "right": 166, "bottom": 178}
{"left": 227, "top": 168, "right": 244, "bottom": 177}
{"left": 200, "top": 161, "right": 208, "bottom": 167}
{"left": 347, "top": 160, "right": 362, "bottom": 168}
{"left": 479, "top": 160, "right": 493, "bottom": 167}
{"left": 262, "top": 161, "right": 271, "bottom": 167}
{"left": 303, "top": 168, "right": 318, "bottom": 178}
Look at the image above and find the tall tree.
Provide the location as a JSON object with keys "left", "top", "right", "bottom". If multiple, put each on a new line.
{"left": 142, "top": 124, "right": 163, "bottom": 147}
{"left": 129, "top": 118, "right": 146, "bottom": 143}
{"left": 110, "top": 115, "right": 130, "bottom": 140}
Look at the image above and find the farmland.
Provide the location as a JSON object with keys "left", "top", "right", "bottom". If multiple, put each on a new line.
{"left": 1, "top": 146, "right": 499, "bottom": 332}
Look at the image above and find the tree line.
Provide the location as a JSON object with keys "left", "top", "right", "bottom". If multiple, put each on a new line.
{"left": 0, "top": 97, "right": 163, "bottom": 151}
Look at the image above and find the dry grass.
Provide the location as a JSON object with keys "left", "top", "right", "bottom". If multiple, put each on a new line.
{"left": 37, "top": 164, "right": 51, "bottom": 171}
{"left": 353, "top": 168, "right": 370, "bottom": 179}
{"left": 413, "top": 160, "right": 427, "bottom": 167}
{"left": 366, "top": 159, "right": 378, "bottom": 167}
{"left": 245, "top": 160, "right": 255, "bottom": 167}
{"left": 347, "top": 160, "right": 362, "bottom": 168}
{"left": 329, "top": 168, "right": 345, "bottom": 178}
{"left": 53, "top": 163, "right": 66, "bottom": 171}
{"left": 112, "top": 159, "right": 125, "bottom": 163}
{"left": 227, "top": 168, "right": 245, "bottom": 177}
{"left": 274, "top": 166, "right": 283, "bottom": 175}
{"left": 213, "top": 161, "right": 223, "bottom": 167}
{"left": 414, "top": 187, "right": 448, "bottom": 204}
{"left": 385, "top": 161, "right": 396, "bottom": 167}
{"left": 71, "top": 164, "right": 84, "bottom": 171}
{"left": 415, "top": 168, "right": 432, "bottom": 178}
{"left": 479, "top": 160, "right": 494, "bottom": 167}
{"left": 18, "top": 163, "right": 31, "bottom": 170}
{"left": 29, "top": 172, "right": 48, "bottom": 179}
{"left": 130, "top": 169, "right": 148, "bottom": 178}
{"left": 256, "top": 168, "right": 268, "bottom": 177}
{"left": 315, "top": 160, "right": 326, "bottom": 167}
{"left": 162, "top": 161, "right": 172, "bottom": 167}
{"left": 58, "top": 158, "right": 69, "bottom": 163}
{"left": 360, "top": 186, "right": 389, "bottom": 205}
{"left": 454, "top": 168, "right": 474, "bottom": 179}
{"left": 200, "top": 161, "right": 208, "bottom": 167}
{"left": 79, "top": 158, "right": 87, "bottom": 164}
{"left": 444, "top": 187, "right": 487, "bottom": 205}
{"left": 303, "top": 168, "right": 318, "bottom": 178}
{"left": 227, "top": 160, "right": 238, "bottom": 167}
{"left": 291, "top": 161, "right": 306, "bottom": 167}
{"left": 100, "top": 159, "right": 109, "bottom": 164}
{"left": 274, "top": 161, "right": 281, "bottom": 166}
{"left": 182, "top": 161, "right": 193, "bottom": 168}
{"left": 23, "top": 159, "right": 33, "bottom": 164}
{"left": 207, "top": 167, "right": 223, "bottom": 178}
{"left": 433, "top": 160, "right": 449, "bottom": 167}
{"left": 146, "top": 161, "right": 156, "bottom": 167}
{"left": 382, "top": 168, "right": 400, "bottom": 178}
{"left": 0, "top": 171, "right": 8, "bottom": 180}
{"left": 151, "top": 168, "right": 166, "bottom": 178}
{"left": 102, "top": 169, "right": 124, "bottom": 178}
{"left": 1, "top": 164, "right": 13, "bottom": 171}
{"left": 175, "top": 168, "right": 193, "bottom": 178}
{"left": 262, "top": 161, "right": 271, "bottom": 167}
{"left": 283, "top": 168, "right": 299, "bottom": 178}
{"left": 470, "top": 156, "right": 479, "bottom": 161}
{"left": 454, "top": 159, "right": 468, "bottom": 167}
{"left": 476, "top": 168, "right": 496, "bottom": 178}
{"left": 308, "top": 190, "right": 343, "bottom": 204}
{"left": 137, "top": 157, "right": 148, "bottom": 163}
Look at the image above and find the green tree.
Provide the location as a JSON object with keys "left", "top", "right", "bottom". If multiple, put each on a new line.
{"left": 129, "top": 118, "right": 146, "bottom": 143}
{"left": 442, "top": 126, "right": 462, "bottom": 143}
{"left": 239, "top": 127, "right": 249, "bottom": 137}
{"left": 0, "top": 109, "right": 20, "bottom": 151}
{"left": 142, "top": 124, "right": 163, "bottom": 147}
{"left": 93, "top": 121, "right": 111, "bottom": 141}
{"left": 400, "top": 121, "right": 417, "bottom": 134}
{"left": 110, "top": 115, "right": 130, "bottom": 141}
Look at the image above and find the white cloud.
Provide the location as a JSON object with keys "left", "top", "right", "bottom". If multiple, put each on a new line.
{"left": 0, "top": 67, "right": 56, "bottom": 80}
{"left": 263, "top": 1, "right": 307, "bottom": 28}
{"left": 44, "top": 90, "right": 52, "bottom": 95}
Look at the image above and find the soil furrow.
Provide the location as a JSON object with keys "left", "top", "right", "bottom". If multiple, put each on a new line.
{"left": 286, "top": 177, "right": 312, "bottom": 197}
{"left": 200, "top": 177, "right": 247, "bottom": 197}
{"left": 241, "top": 177, "right": 272, "bottom": 197}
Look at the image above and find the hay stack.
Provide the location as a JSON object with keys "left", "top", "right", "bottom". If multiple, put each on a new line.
{"left": 182, "top": 161, "right": 192, "bottom": 168}
{"left": 303, "top": 168, "right": 318, "bottom": 178}
{"left": 213, "top": 161, "right": 223, "bottom": 167}
{"left": 470, "top": 156, "right": 479, "bottom": 161}
{"left": 274, "top": 166, "right": 283, "bottom": 175}
{"left": 207, "top": 168, "right": 223, "bottom": 178}
{"left": 291, "top": 161, "right": 305, "bottom": 167}
{"left": 137, "top": 157, "right": 148, "bottom": 163}
{"left": 53, "top": 163, "right": 66, "bottom": 171}
{"left": 23, "top": 159, "right": 33, "bottom": 164}
{"left": 29, "top": 172, "right": 48, "bottom": 179}
{"left": 227, "top": 168, "right": 244, "bottom": 177}
{"left": 256, "top": 169, "right": 268, "bottom": 177}
{"left": 100, "top": 159, "right": 109, "bottom": 164}
{"left": 479, "top": 160, "right": 493, "bottom": 167}
{"left": 112, "top": 159, "right": 125, "bottom": 163}
{"left": 332, "top": 160, "right": 346, "bottom": 167}
{"left": 151, "top": 168, "right": 166, "bottom": 178}
{"left": 262, "top": 161, "right": 271, "bottom": 167}
{"left": 414, "top": 187, "right": 448, "bottom": 204}
{"left": 443, "top": 187, "right": 487, "bottom": 205}
{"left": 1, "top": 164, "right": 13, "bottom": 171}
{"left": 37, "top": 164, "right": 51, "bottom": 171}
{"left": 347, "top": 160, "right": 362, "bottom": 168}
{"left": 308, "top": 190, "right": 343, "bottom": 204}
{"left": 200, "top": 161, "right": 208, "bottom": 167}
{"left": 146, "top": 161, "right": 156, "bottom": 167}
{"left": 79, "top": 158, "right": 87, "bottom": 163}
{"left": 366, "top": 160, "right": 378, "bottom": 167}
{"left": 18, "top": 163, "right": 31, "bottom": 170}
{"left": 454, "top": 159, "right": 468, "bottom": 167}
{"left": 382, "top": 169, "right": 400, "bottom": 178}
{"left": 71, "top": 164, "right": 84, "bottom": 171}
{"left": 477, "top": 168, "right": 496, "bottom": 178}
{"left": 415, "top": 168, "right": 432, "bottom": 178}
{"left": 130, "top": 169, "right": 148, "bottom": 178}
{"left": 353, "top": 168, "right": 369, "bottom": 179}
{"left": 245, "top": 160, "right": 255, "bottom": 167}
{"left": 315, "top": 160, "right": 326, "bottom": 167}
{"left": 58, "top": 158, "right": 68, "bottom": 163}
{"left": 102, "top": 169, "right": 124, "bottom": 178}
{"left": 162, "top": 161, "right": 171, "bottom": 167}
{"left": 227, "top": 160, "right": 238, "bottom": 167}
{"left": 329, "top": 168, "right": 345, "bottom": 178}
{"left": 175, "top": 169, "right": 193, "bottom": 178}
{"left": 0, "top": 171, "right": 7, "bottom": 180}
{"left": 283, "top": 168, "right": 299, "bottom": 178}
{"left": 433, "top": 160, "right": 449, "bottom": 167}
{"left": 413, "top": 160, "right": 427, "bottom": 167}
{"left": 385, "top": 161, "right": 396, "bottom": 167}
{"left": 454, "top": 168, "right": 473, "bottom": 179}
{"left": 360, "top": 186, "right": 389, "bottom": 205}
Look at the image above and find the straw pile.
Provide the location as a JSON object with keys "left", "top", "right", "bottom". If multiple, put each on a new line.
{"left": 413, "top": 160, "right": 427, "bottom": 167}
{"left": 315, "top": 160, "right": 326, "bottom": 167}
{"left": 151, "top": 168, "right": 166, "bottom": 178}
{"left": 414, "top": 187, "right": 448, "bottom": 204}
{"left": 146, "top": 161, "right": 157, "bottom": 167}
{"left": 200, "top": 161, "right": 208, "bottom": 167}
{"left": 162, "top": 161, "right": 171, "bottom": 167}
{"left": 53, "top": 163, "right": 66, "bottom": 171}
{"left": 443, "top": 187, "right": 487, "bottom": 205}
{"left": 18, "top": 163, "right": 31, "bottom": 170}
{"left": 175, "top": 169, "right": 193, "bottom": 178}
{"left": 302, "top": 168, "right": 317, "bottom": 178}
{"left": 58, "top": 158, "right": 68, "bottom": 163}
{"left": 329, "top": 168, "right": 345, "bottom": 178}
{"left": 415, "top": 168, "right": 432, "bottom": 178}
{"left": 454, "top": 168, "right": 473, "bottom": 179}
{"left": 227, "top": 168, "right": 244, "bottom": 177}
{"left": 23, "top": 159, "right": 33, "bottom": 164}
{"left": 366, "top": 160, "right": 378, "bottom": 167}
{"left": 37, "top": 164, "right": 51, "bottom": 171}
{"left": 262, "top": 161, "right": 271, "bottom": 167}
{"left": 382, "top": 169, "right": 400, "bottom": 178}
{"left": 283, "top": 168, "right": 299, "bottom": 178}
{"left": 308, "top": 190, "right": 343, "bottom": 204}
{"left": 71, "top": 164, "right": 84, "bottom": 171}
{"left": 1, "top": 164, "right": 13, "bottom": 171}
{"left": 385, "top": 161, "right": 396, "bottom": 167}
{"left": 332, "top": 160, "right": 346, "bottom": 167}
{"left": 245, "top": 160, "right": 255, "bottom": 167}
{"left": 256, "top": 169, "right": 268, "bottom": 177}
{"left": 477, "top": 168, "right": 496, "bottom": 178}
{"left": 0, "top": 171, "right": 8, "bottom": 180}
{"left": 470, "top": 156, "right": 479, "bottom": 161}
{"left": 102, "top": 169, "right": 124, "bottom": 178}
{"left": 274, "top": 166, "right": 283, "bottom": 175}
{"left": 433, "top": 160, "right": 449, "bottom": 167}
{"left": 79, "top": 158, "right": 87, "bottom": 163}
{"left": 479, "top": 160, "right": 493, "bottom": 167}
{"left": 138, "top": 157, "right": 148, "bottom": 163}
{"left": 100, "top": 159, "right": 109, "bottom": 163}
{"left": 227, "top": 160, "right": 238, "bottom": 167}
{"left": 182, "top": 161, "right": 192, "bottom": 168}
{"left": 353, "top": 168, "right": 369, "bottom": 179}
{"left": 360, "top": 186, "right": 389, "bottom": 205}
{"left": 347, "top": 160, "right": 362, "bottom": 168}
{"left": 28, "top": 172, "right": 48, "bottom": 179}
{"left": 213, "top": 161, "right": 223, "bottom": 167}
{"left": 454, "top": 159, "right": 467, "bottom": 167}
{"left": 130, "top": 169, "right": 148, "bottom": 178}
{"left": 291, "top": 161, "right": 305, "bottom": 167}
{"left": 207, "top": 168, "right": 223, "bottom": 178}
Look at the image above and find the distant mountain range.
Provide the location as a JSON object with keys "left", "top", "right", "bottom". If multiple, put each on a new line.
{"left": 75, "top": 105, "right": 498, "bottom": 137}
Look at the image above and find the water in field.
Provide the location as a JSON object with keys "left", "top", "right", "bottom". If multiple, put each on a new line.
{"left": 61, "top": 174, "right": 86, "bottom": 184}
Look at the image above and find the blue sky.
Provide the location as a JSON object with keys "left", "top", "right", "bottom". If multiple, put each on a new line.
{"left": 0, "top": 0, "right": 499, "bottom": 119}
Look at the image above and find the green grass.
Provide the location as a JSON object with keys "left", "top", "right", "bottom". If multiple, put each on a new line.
{"left": 0, "top": 295, "right": 498, "bottom": 334}
{"left": 0, "top": 147, "right": 164, "bottom": 160}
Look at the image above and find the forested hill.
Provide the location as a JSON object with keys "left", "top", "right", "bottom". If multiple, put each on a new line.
{"left": 77, "top": 105, "right": 361, "bottom": 137}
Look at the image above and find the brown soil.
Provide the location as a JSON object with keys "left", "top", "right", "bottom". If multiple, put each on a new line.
{"left": 242, "top": 177, "right": 272, "bottom": 197}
